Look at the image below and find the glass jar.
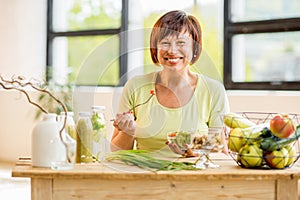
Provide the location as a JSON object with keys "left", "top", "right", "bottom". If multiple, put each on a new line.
{"left": 49, "top": 112, "right": 76, "bottom": 170}
{"left": 76, "top": 112, "right": 93, "bottom": 163}
{"left": 91, "top": 106, "right": 107, "bottom": 162}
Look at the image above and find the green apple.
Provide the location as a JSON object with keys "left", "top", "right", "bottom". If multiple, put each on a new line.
{"left": 284, "top": 145, "right": 297, "bottom": 167}
{"left": 264, "top": 148, "right": 289, "bottom": 169}
{"left": 238, "top": 143, "right": 263, "bottom": 168}
{"left": 228, "top": 128, "right": 248, "bottom": 152}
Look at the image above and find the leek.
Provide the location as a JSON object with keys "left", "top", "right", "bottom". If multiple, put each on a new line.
{"left": 106, "top": 150, "right": 199, "bottom": 171}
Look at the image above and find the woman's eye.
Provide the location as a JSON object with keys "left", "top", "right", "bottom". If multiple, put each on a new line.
{"left": 177, "top": 41, "right": 185, "bottom": 46}
{"left": 160, "top": 42, "right": 170, "bottom": 48}
{"left": 161, "top": 42, "right": 169, "bottom": 45}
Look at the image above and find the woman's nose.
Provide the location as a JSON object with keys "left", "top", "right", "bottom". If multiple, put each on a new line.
{"left": 168, "top": 42, "right": 178, "bottom": 53}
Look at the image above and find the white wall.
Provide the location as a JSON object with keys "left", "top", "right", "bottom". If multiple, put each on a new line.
{"left": 0, "top": 0, "right": 47, "bottom": 162}
{"left": 1, "top": 0, "right": 300, "bottom": 163}
{"left": 228, "top": 90, "right": 300, "bottom": 114}
{"left": 0, "top": 0, "right": 47, "bottom": 79}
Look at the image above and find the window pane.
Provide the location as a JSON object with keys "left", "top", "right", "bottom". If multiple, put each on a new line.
{"left": 52, "top": 35, "right": 119, "bottom": 85}
{"left": 232, "top": 32, "right": 300, "bottom": 83}
{"left": 230, "top": 0, "right": 300, "bottom": 22}
{"left": 52, "top": 0, "right": 121, "bottom": 32}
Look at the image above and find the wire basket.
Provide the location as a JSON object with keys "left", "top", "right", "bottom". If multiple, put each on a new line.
{"left": 224, "top": 112, "right": 300, "bottom": 169}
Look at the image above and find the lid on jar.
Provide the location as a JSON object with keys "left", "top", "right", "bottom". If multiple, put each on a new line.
{"left": 78, "top": 112, "right": 91, "bottom": 117}
{"left": 91, "top": 105, "right": 106, "bottom": 111}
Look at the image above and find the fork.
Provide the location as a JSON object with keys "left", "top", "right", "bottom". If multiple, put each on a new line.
{"left": 110, "top": 89, "right": 155, "bottom": 121}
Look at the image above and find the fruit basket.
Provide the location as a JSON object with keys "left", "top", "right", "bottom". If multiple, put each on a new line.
{"left": 223, "top": 112, "right": 300, "bottom": 169}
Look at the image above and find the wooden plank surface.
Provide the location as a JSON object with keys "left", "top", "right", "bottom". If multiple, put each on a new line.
{"left": 12, "top": 154, "right": 300, "bottom": 181}
{"left": 12, "top": 153, "right": 300, "bottom": 200}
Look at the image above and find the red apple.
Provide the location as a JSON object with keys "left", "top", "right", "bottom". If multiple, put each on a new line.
{"left": 270, "top": 114, "right": 295, "bottom": 138}
{"left": 264, "top": 148, "right": 289, "bottom": 169}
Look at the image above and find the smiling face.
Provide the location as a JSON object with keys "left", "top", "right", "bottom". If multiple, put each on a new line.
{"left": 150, "top": 10, "right": 202, "bottom": 66}
{"left": 157, "top": 32, "right": 193, "bottom": 70}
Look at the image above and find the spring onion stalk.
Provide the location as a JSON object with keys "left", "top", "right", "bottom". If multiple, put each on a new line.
{"left": 106, "top": 150, "right": 199, "bottom": 171}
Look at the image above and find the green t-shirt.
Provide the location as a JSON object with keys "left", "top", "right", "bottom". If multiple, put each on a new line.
{"left": 118, "top": 72, "right": 230, "bottom": 155}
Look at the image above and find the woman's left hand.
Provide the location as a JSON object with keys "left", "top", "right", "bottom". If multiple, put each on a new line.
{"left": 166, "top": 142, "right": 199, "bottom": 157}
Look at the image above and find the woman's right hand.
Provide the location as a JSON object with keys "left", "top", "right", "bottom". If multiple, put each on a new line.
{"left": 113, "top": 112, "right": 136, "bottom": 136}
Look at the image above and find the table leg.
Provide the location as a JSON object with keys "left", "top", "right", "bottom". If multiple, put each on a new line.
{"left": 277, "top": 178, "right": 298, "bottom": 200}
{"left": 31, "top": 178, "right": 52, "bottom": 200}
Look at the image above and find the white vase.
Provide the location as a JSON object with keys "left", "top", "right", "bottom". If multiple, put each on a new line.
{"left": 32, "top": 113, "right": 66, "bottom": 167}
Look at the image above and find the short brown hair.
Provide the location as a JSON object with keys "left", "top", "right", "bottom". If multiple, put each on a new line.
{"left": 150, "top": 10, "right": 202, "bottom": 65}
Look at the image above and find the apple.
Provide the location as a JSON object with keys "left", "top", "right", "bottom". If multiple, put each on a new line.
{"left": 238, "top": 144, "right": 263, "bottom": 168}
{"left": 264, "top": 148, "right": 289, "bottom": 169}
{"left": 270, "top": 114, "right": 295, "bottom": 138}
{"left": 228, "top": 128, "right": 248, "bottom": 153}
{"left": 284, "top": 144, "right": 297, "bottom": 167}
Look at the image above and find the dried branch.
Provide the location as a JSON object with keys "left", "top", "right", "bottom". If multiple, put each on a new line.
{"left": 0, "top": 75, "right": 71, "bottom": 163}
{"left": 0, "top": 76, "right": 48, "bottom": 114}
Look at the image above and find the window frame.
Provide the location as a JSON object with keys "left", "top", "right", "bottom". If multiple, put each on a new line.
{"left": 46, "top": 0, "right": 129, "bottom": 86}
{"left": 224, "top": 0, "right": 300, "bottom": 90}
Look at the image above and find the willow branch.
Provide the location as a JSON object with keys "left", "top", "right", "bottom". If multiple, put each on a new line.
{"left": 0, "top": 81, "right": 48, "bottom": 114}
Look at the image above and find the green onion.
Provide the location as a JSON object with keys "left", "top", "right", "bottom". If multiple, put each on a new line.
{"left": 106, "top": 150, "right": 199, "bottom": 171}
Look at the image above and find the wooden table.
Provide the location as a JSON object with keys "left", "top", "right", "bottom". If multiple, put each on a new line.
{"left": 12, "top": 154, "right": 300, "bottom": 200}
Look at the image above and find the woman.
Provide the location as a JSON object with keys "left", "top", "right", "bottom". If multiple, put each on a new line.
{"left": 111, "top": 10, "right": 229, "bottom": 156}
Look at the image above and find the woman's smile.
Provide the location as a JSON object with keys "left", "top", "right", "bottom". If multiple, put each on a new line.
{"left": 164, "top": 56, "right": 183, "bottom": 63}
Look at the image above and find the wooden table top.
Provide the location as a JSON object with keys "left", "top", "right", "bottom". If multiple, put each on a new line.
{"left": 12, "top": 153, "right": 300, "bottom": 181}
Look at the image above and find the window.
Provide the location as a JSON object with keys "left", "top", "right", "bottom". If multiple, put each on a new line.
{"left": 224, "top": 0, "right": 300, "bottom": 90}
{"left": 48, "top": 0, "right": 223, "bottom": 86}
{"left": 47, "top": 0, "right": 128, "bottom": 86}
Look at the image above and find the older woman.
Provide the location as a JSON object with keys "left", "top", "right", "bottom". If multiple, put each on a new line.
{"left": 111, "top": 10, "right": 229, "bottom": 156}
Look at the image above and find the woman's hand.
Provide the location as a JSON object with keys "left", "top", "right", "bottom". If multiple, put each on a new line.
{"left": 113, "top": 112, "right": 136, "bottom": 136}
{"left": 166, "top": 142, "right": 199, "bottom": 157}
{"left": 222, "top": 129, "right": 229, "bottom": 155}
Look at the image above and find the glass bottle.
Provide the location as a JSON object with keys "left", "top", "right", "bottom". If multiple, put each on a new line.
{"left": 60, "top": 112, "right": 77, "bottom": 140}
{"left": 91, "top": 106, "right": 107, "bottom": 162}
{"left": 58, "top": 112, "right": 77, "bottom": 167}
{"left": 76, "top": 112, "right": 93, "bottom": 163}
